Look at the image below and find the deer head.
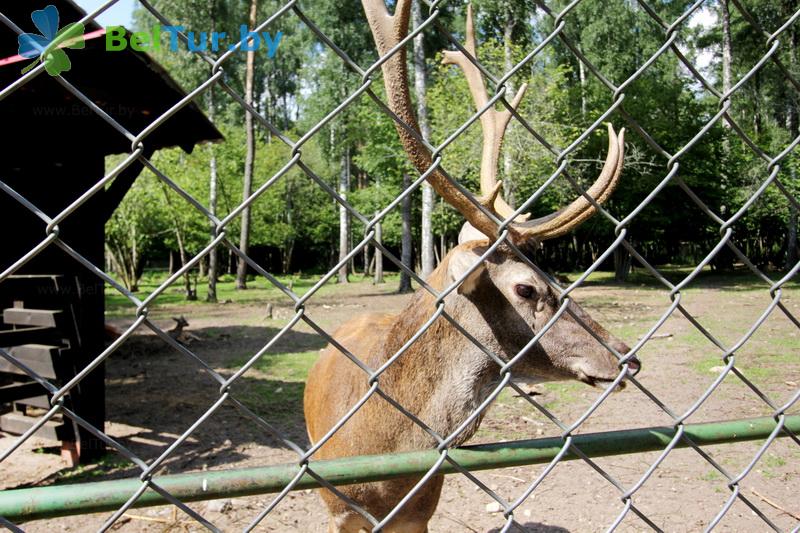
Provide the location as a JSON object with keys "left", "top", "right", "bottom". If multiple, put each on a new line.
{"left": 440, "top": 241, "right": 635, "bottom": 386}
{"left": 362, "top": 0, "right": 638, "bottom": 385}
{"left": 171, "top": 316, "right": 189, "bottom": 329}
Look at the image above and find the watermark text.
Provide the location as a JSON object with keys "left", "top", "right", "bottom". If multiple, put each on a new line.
{"left": 106, "top": 25, "right": 282, "bottom": 57}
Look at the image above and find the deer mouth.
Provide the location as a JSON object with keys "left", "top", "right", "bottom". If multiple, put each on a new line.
{"left": 589, "top": 376, "right": 626, "bottom": 389}
{"left": 576, "top": 372, "right": 625, "bottom": 389}
{"left": 573, "top": 356, "right": 640, "bottom": 388}
{"left": 573, "top": 367, "right": 633, "bottom": 389}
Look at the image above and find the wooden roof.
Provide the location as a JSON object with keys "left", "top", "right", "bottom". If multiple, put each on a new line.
{"left": 0, "top": 0, "right": 223, "bottom": 165}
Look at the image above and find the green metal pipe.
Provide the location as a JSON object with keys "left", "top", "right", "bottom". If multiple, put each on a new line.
{"left": 1, "top": 415, "right": 797, "bottom": 522}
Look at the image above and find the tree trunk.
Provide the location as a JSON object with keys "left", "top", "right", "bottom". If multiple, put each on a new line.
{"left": 338, "top": 146, "right": 351, "bottom": 283}
{"left": 236, "top": 0, "right": 259, "bottom": 290}
{"left": 787, "top": 202, "right": 798, "bottom": 270}
{"left": 160, "top": 184, "right": 195, "bottom": 300}
{"left": 283, "top": 177, "right": 295, "bottom": 275}
{"left": 374, "top": 214, "right": 384, "bottom": 284}
{"left": 614, "top": 246, "right": 631, "bottom": 282}
{"left": 208, "top": 143, "right": 219, "bottom": 299}
{"left": 754, "top": 70, "right": 763, "bottom": 136}
{"left": 578, "top": 54, "right": 587, "bottom": 119}
{"left": 350, "top": 223, "right": 356, "bottom": 275}
{"left": 412, "top": 0, "right": 435, "bottom": 279}
{"left": 721, "top": 0, "right": 732, "bottom": 99}
{"left": 399, "top": 173, "right": 413, "bottom": 293}
{"left": 282, "top": 243, "right": 294, "bottom": 274}
{"left": 502, "top": 10, "right": 518, "bottom": 209}
{"left": 719, "top": 0, "right": 734, "bottom": 165}
{"left": 130, "top": 223, "right": 138, "bottom": 290}
{"left": 264, "top": 72, "right": 273, "bottom": 144}
{"left": 363, "top": 240, "right": 371, "bottom": 276}
{"left": 106, "top": 243, "right": 137, "bottom": 292}
{"left": 207, "top": 1, "right": 219, "bottom": 303}
{"left": 175, "top": 227, "right": 196, "bottom": 300}
{"left": 785, "top": 6, "right": 798, "bottom": 270}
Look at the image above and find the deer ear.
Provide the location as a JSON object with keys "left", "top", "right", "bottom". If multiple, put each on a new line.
{"left": 447, "top": 246, "right": 487, "bottom": 296}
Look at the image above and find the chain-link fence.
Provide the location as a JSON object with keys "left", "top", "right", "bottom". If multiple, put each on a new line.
{"left": 1, "top": 0, "right": 799, "bottom": 531}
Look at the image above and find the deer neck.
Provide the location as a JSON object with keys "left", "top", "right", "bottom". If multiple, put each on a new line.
{"left": 377, "top": 263, "right": 500, "bottom": 444}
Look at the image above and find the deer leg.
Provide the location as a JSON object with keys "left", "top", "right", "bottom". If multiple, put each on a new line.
{"left": 326, "top": 509, "right": 430, "bottom": 533}
{"left": 327, "top": 511, "right": 372, "bottom": 533}
{"left": 384, "top": 522, "right": 430, "bottom": 533}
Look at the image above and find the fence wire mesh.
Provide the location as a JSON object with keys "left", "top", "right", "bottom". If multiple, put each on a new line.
{"left": 1, "top": 0, "right": 799, "bottom": 531}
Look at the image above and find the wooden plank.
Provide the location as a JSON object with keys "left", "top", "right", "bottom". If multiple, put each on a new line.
{"left": 3, "top": 308, "right": 62, "bottom": 328}
{"left": 14, "top": 395, "right": 50, "bottom": 409}
{"left": 0, "top": 326, "right": 62, "bottom": 347}
{"left": 5, "top": 275, "right": 64, "bottom": 280}
{"left": 0, "top": 345, "right": 61, "bottom": 379}
{"left": 0, "top": 276, "right": 64, "bottom": 310}
{"left": 0, "top": 412, "right": 67, "bottom": 441}
{"left": 0, "top": 381, "right": 48, "bottom": 403}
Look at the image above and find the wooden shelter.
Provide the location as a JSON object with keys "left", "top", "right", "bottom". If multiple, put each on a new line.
{"left": 0, "top": 0, "right": 222, "bottom": 462}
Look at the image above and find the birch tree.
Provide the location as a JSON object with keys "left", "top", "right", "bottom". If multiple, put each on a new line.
{"left": 412, "top": 0, "right": 436, "bottom": 277}
{"left": 236, "top": 0, "right": 259, "bottom": 290}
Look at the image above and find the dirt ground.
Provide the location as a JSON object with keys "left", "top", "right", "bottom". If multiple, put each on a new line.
{"left": 2, "top": 272, "right": 799, "bottom": 532}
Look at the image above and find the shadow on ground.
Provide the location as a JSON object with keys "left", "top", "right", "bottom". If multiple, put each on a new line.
{"left": 22, "top": 325, "right": 326, "bottom": 487}
{"left": 572, "top": 266, "right": 798, "bottom": 292}
{"left": 487, "top": 523, "right": 570, "bottom": 532}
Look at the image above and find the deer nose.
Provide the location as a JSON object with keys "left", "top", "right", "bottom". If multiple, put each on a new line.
{"left": 624, "top": 355, "right": 641, "bottom": 375}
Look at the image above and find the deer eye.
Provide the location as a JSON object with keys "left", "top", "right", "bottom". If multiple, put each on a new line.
{"left": 515, "top": 284, "right": 535, "bottom": 299}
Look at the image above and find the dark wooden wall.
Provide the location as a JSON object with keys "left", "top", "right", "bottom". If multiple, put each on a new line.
{"left": 0, "top": 154, "right": 106, "bottom": 459}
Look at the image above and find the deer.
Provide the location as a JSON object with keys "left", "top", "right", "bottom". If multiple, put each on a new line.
{"left": 304, "top": 2, "right": 638, "bottom": 532}
{"left": 168, "top": 316, "right": 202, "bottom": 346}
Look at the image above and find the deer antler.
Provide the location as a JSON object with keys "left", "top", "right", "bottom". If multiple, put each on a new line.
{"left": 515, "top": 123, "right": 625, "bottom": 241}
{"left": 441, "top": 4, "right": 529, "bottom": 223}
{"left": 361, "top": 0, "right": 625, "bottom": 245}
{"left": 361, "top": 0, "right": 502, "bottom": 240}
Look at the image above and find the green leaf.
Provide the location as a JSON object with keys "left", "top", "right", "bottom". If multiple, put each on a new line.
{"left": 43, "top": 48, "right": 71, "bottom": 76}
{"left": 20, "top": 59, "right": 41, "bottom": 75}
{"left": 52, "top": 22, "right": 86, "bottom": 51}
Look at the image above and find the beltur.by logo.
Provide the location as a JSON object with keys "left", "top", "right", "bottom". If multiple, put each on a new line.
{"left": 18, "top": 5, "right": 85, "bottom": 76}
{"left": 11, "top": 4, "right": 283, "bottom": 75}
{"left": 106, "top": 25, "right": 283, "bottom": 58}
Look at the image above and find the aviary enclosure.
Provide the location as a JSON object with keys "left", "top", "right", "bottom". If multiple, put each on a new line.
{"left": 0, "top": 0, "right": 798, "bottom": 531}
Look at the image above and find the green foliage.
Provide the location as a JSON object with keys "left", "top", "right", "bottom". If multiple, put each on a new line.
{"left": 106, "top": 0, "right": 799, "bottom": 286}
{"left": 104, "top": 270, "right": 401, "bottom": 316}
{"left": 105, "top": 172, "right": 168, "bottom": 290}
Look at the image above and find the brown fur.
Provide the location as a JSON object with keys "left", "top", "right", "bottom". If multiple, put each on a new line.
{"left": 304, "top": 241, "right": 633, "bottom": 532}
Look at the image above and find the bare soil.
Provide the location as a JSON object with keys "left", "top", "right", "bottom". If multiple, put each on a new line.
{"left": 2, "top": 274, "right": 799, "bottom": 532}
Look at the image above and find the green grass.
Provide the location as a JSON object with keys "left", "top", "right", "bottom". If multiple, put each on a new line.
{"left": 105, "top": 271, "right": 401, "bottom": 318}
{"left": 563, "top": 265, "right": 800, "bottom": 293}
{"left": 224, "top": 350, "right": 320, "bottom": 422}
{"left": 491, "top": 381, "right": 583, "bottom": 410}
{"left": 230, "top": 349, "right": 319, "bottom": 381}
{"left": 492, "top": 387, "right": 521, "bottom": 407}
{"left": 761, "top": 454, "right": 786, "bottom": 469}
{"left": 690, "top": 334, "right": 800, "bottom": 380}
{"left": 106, "top": 264, "right": 800, "bottom": 318}
{"left": 540, "top": 381, "right": 583, "bottom": 410}
{"left": 54, "top": 454, "right": 131, "bottom": 483}
{"left": 699, "top": 469, "right": 722, "bottom": 482}
{"left": 740, "top": 353, "right": 798, "bottom": 380}
{"left": 692, "top": 359, "right": 724, "bottom": 377}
